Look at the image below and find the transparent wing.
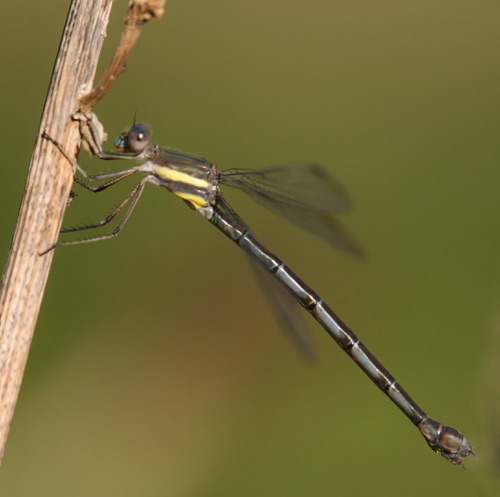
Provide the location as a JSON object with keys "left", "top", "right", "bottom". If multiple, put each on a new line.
{"left": 249, "top": 258, "right": 316, "bottom": 363}
{"left": 221, "top": 163, "right": 351, "bottom": 213}
{"left": 213, "top": 198, "right": 316, "bottom": 360}
{"left": 220, "top": 163, "right": 363, "bottom": 256}
{"left": 216, "top": 164, "right": 363, "bottom": 359}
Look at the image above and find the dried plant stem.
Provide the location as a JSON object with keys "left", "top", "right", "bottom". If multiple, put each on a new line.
{"left": 0, "top": 0, "right": 114, "bottom": 463}
{"left": 0, "top": 0, "right": 165, "bottom": 463}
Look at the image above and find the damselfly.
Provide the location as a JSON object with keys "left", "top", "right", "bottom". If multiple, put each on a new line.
{"left": 42, "top": 118, "right": 473, "bottom": 464}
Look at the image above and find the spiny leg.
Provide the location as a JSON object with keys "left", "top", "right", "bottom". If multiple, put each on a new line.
{"left": 40, "top": 119, "right": 152, "bottom": 254}
{"left": 61, "top": 176, "right": 149, "bottom": 234}
{"left": 40, "top": 177, "right": 149, "bottom": 255}
{"left": 42, "top": 131, "right": 141, "bottom": 183}
{"left": 73, "top": 170, "right": 137, "bottom": 193}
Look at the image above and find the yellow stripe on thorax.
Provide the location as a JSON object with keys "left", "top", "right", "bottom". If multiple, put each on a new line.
{"left": 176, "top": 192, "right": 208, "bottom": 208}
{"left": 155, "top": 166, "right": 210, "bottom": 189}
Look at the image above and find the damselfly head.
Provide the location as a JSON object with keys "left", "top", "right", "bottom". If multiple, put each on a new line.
{"left": 114, "top": 123, "right": 151, "bottom": 153}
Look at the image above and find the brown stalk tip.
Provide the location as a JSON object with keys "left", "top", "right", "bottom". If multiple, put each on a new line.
{"left": 127, "top": 0, "right": 165, "bottom": 25}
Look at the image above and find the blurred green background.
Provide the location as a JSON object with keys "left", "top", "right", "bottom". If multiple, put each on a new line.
{"left": 1, "top": 0, "right": 499, "bottom": 495}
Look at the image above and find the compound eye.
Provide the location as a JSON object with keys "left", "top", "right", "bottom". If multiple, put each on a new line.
{"left": 126, "top": 124, "right": 151, "bottom": 153}
{"left": 115, "top": 123, "right": 151, "bottom": 153}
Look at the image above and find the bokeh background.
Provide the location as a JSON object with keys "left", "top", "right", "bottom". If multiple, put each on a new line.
{"left": 1, "top": 0, "right": 499, "bottom": 495}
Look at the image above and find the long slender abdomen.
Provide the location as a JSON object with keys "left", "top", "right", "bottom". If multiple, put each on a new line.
{"left": 209, "top": 206, "right": 473, "bottom": 464}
